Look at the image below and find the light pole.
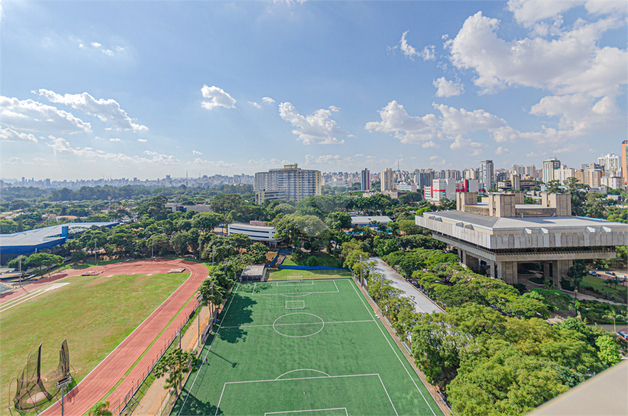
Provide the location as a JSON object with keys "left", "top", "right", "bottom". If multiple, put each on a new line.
{"left": 94, "top": 240, "right": 97, "bottom": 266}
{"left": 151, "top": 235, "right": 154, "bottom": 259}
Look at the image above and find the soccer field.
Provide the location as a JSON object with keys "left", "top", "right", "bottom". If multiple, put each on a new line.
{"left": 173, "top": 279, "right": 442, "bottom": 416}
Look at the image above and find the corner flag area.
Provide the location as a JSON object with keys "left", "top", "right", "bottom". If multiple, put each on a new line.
{"left": 173, "top": 279, "right": 442, "bottom": 416}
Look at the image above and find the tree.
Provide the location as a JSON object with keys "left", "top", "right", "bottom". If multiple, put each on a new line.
{"left": 603, "top": 310, "right": 625, "bottom": 333}
{"left": 596, "top": 335, "right": 621, "bottom": 367}
{"left": 89, "top": 401, "right": 112, "bottom": 416}
{"left": 567, "top": 260, "right": 587, "bottom": 292}
{"left": 154, "top": 347, "right": 197, "bottom": 394}
{"left": 192, "top": 212, "right": 223, "bottom": 232}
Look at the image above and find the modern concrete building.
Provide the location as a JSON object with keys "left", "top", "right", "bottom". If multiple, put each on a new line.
{"left": 479, "top": 160, "right": 494, "bottom": 191}
{"left": 424, "top": 178, "right": 456, "bottom": 203}
{"left": 622, "top": 140, "right": 628, "bottom": 186}
{"left": 360, "top": 169, "right": 371, "bottom": 191}
{"left": 351, "top": 216, "right": 392, "bottom": 227}
{"left": 227, "top": 222, "right": 278, "bottom": 246}
{"left": 381, "top": 168, "right": 394, "bottom": 192}
{"left": 542, "top": 158, "right": 561, "bottom": 183}
{"left": 416, "top": 191, "right": 628, "bottom": 286}
{"left": 597, "top": 153, "right": 620, "bottom": 176}
{"left": 254, "top": 164, "right": 321, "bottom": 203}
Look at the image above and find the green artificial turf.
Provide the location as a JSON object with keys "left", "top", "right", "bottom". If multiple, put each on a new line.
{"left": 172, "top": 279, "right": 442, "bottom": 416}
{"left": 268, "top": 269, "right": 353, "bottom": 281}
{"left": 0, "top": 272, "right": 189, "bottom": 414}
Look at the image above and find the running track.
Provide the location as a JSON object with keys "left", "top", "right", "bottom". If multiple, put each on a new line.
{"left": 40, "top": 259, "right": 208, "bottom": 416}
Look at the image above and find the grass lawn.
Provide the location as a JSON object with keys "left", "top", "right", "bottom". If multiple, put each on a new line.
{"left": 282, "top": 253, "right": 343, "bottom": 268}
{"left": 173, "top": 279, "right": 442, "bottom": 416}
{"left": 581, "top": 275, "right": 627, "bottom": 304}
{"left": 268, "top": 269, "right": 353, "bottom": 281}
{"left": 0, "top": 272, "right": 189, "bottom": 414}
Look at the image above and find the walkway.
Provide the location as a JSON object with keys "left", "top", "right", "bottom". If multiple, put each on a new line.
{"left": 370, "top": 257, "right": 444, "bottom": 314}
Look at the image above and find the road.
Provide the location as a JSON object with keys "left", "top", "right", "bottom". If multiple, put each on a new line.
{"left": 370, "top": 257, "right": 444, "bottom": 314}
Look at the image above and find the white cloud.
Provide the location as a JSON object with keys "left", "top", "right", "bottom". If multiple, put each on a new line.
{"left": 364, "top": 100, "right": 440, "bottom": 144}
{"left": 138, "top": 139, "right": 147, "bottom": 142}
{"left": 262, "top": 97, "right": 275, "bottom": 104}
{"left": 279, "top": 102, "right": 347, "bottom": 144}
{"left": 35, "top": 89, "right": 148, "bottom": 131}
{"left": 0, "top": 96, "right": 91, "bottom": 134}
{"left": 449, "top": 135, "right": 485, "bottom": 156}
{"left": 47, "top": 136, "right": 177, "bottom": 164}
{"left": 434, "top": 103, "right": 508, "bottom": 135}
{"left": 507, "top": 0, "right": 584, "bottom": 28}
{"left": 189, "top": 158, "right": 236, "bottom": 167}
{"left": 0, "top": 127, "right": 38, "bottom": 143}
{"left": 553, "top": 143, "right": 594, "bottom": 154}
{"left": 394, "top": 31, "right": 435, "bottom": 61}
{"left": 193, "top": 150, "right": 202, "bottom": 155}
{"left": 248, "top": 101, "right": 262, "bottom": 109}
{"left": 495, "top": 146, "right": 511, "bottom": 154}
{"left": 433, "top": 77, "right": 464, "bottom": 97}
{"left": 422, "top": 141, "right": 439, "bottom": 149}
{"left": 447, "top": 11, "right": 626, "bottom": 97}
{"left": 109, "top": 138, "right": 121, "bottom": 142}
{"left": 304, "top": 154, "right": 354, "bottom": 165}
{"left": 429, "top": 155, "right": 439, "bottom": 160}
{"left": 200, "top": 85, "right": 237, "bottom": 110}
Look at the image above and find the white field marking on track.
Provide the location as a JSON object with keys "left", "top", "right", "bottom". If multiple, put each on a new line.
{"left": 377, "top": 373, "right": 399, "bottom": 416}
{"left": 265, "top": 408, "right": 348, "bottom": 416}
{"left": 349, "top": 280, "right": 437, "bottom": 416}
{"left": 214, "top": 373, "right": 396, "bottom": 416}
{"left": 177, "top": 282, "right": 240, "bottom": 416}
{"left": 221, "top": 320, "right": 373, "bottom": 329}
{"left": 275, "top": 369, "right": 331, "bottom": 380}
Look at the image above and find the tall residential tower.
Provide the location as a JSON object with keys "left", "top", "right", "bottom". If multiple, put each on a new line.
{"left": 255, "top": 164, "right": 321, "bottom": 204}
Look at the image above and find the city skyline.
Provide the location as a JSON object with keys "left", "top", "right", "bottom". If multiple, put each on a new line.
{"left": 2, "top": 1, "right": 627, "bottom": 180}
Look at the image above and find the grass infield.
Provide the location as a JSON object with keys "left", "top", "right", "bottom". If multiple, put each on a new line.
{"left": 172, "top": 279, "right": 442, "bottom": 416}
{"left": 268, "top": 269, "right": 353, "bottom": 281}
{"left": 0, "top": 272, "right": 189, "bottom": 414}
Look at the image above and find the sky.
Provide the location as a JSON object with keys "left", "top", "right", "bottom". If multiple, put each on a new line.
{"left": 1, "top": 0, "right": 627, "bottom": 181}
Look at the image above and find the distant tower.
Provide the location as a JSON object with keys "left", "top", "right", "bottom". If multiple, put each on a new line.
{"left": 622, "top": 140, "right": 628, "bottom": 186}
{"left": 360, "top": 169, "right": 371, "bottom": 191}
{"left": 381, "top": 168, "right": 394, "bottom": 192}
{"left": 479, "top": 160, "right": 494, "bottom": 191}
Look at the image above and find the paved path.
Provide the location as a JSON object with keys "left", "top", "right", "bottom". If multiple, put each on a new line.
{"left": 41, "top": 260, "right": 209, "bottom": 416}
{"left": 370, "top": 257, "right": 444, "bottom": 314}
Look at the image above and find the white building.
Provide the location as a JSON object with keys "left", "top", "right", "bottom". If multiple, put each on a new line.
{"left": 381, "top": 168, "right": 394, "bottom": 192}
{"left": 553, "top": 165, "right": 576, "bottom": 185}
{"left": 255, "top": 164, "right": 321, "bottom": 203}
{"left": 395, "top": 181, "right": 417, "bottom": 192}
{"left": 542, "top": 158, "right": 561, "bottom": 183}
{"left": 598, "top": 153, "right": 620, "bottom": 175}
{"left": 425, "top": 178, "right": 456, "bottom": 203}
{"left": 228, "top": 222, "right": 277, "bottom": 245}
{"left": 479, "top": 160, "right": 494, "bottom": 191}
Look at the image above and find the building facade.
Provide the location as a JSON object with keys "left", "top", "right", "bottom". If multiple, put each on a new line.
{"left": 542, "top": 158, "right": 561, "bottom": 183}
{"left": 360, "top": 168, "right": 371, "bottom": 191}
{"left": 254, "top": 164, "right": 321, "bottom": 203}
{"left": 622, "top": 140, "right": 628, "bottom": 186}
{"left": 479, "top": 160, "right": 494, "bottom": 191}
{"left": 381, "top": 168, "right": 394, "bottom": 192}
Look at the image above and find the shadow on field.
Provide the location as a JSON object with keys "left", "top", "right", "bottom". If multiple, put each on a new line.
{"left": 180, "top": 394, "right": 222, "bottom": 416}
{"left": 217, "top": 295, "right": 256, "bottom": 344}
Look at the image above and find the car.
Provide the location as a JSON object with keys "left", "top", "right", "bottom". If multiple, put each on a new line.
{"left": 606, "top": 271, "right": 616, "bottom": 276}
{"left": 589, "top": 271, "right": 598, "bottom": 276}
{"left": 617, "top": 331, "right": 628, "bottom": 340}
{"left": 618, "top": 274, "right": 626, "bottom": 280}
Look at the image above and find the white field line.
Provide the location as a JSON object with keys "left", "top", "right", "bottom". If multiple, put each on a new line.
{"left": 277, "top": 281, "right": 314, "bottom": 286}
{"left": 215, "top": 373, "right": 394, "bottom": 416}
{"left": 275, "top": 369, "right": 331, "bottom": 380}
{"left": 0, "top": 283, "right": 71, "bottom": 313}
{"left": 376, "top": 373, "right": 399, "bottom": 416}
{"left": 221, "top": 320, "right": 373, "bottom": 329}
{"left": 265, "top": 408, "right": 348, "bottom": 416}
{"left": 177, "top": 282, "right": 240, "bottom": 416}
{"left": 252, "top": 283, "right": 256, "bottom": 295}
{"left": 285, "top": 300, "right": 305, "bottom": 310}
{"left": 350, "top": 280, "right": 437, "bottom": 416}
{"left": 250, "top": 281, "right": 339, "bottom": 297}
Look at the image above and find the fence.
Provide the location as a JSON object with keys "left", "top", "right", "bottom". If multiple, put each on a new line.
{"left": 111, "top": 302, "right": 200, "bottom": 416}
{"left": 269, "top": 250, "right": 291, "bottom": 268}
{"left": 278, "top": 265, "right": 350, "bottom": 271}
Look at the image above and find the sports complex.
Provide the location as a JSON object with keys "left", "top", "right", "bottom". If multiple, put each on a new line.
{"left": 173, "top": 277, "right": 442, "bottom": 416}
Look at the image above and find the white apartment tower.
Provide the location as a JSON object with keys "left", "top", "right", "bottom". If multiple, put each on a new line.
{"left": 381, "top": 168, "right": 394, "bottom": 192}
{"left": 255, "top": 164, "right": 321, "bottom": 204}
{"left": 479, "top": 160, "right": 494, "bottom": 191}
{"left": 542, "top": 158, "right": 561, "bottom": 183}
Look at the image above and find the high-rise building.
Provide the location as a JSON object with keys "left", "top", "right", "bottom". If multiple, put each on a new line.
{"left": 415, "top": 170, "right": 434, "bottom": 189}
{"left": 554, "top": 165, "right": 576, "bottom": 185}
{"left": 525, "top": 165, "right": 537, "bottom": 179}
{"left": 542, "top": 158, "right": 561, "bottom": 183}
{"left": 381, "top": 168, "right": 394, "bottom": 192}
{"left": 598, "top": 153, "right": 620, "bottom": 176}
{"left": 255, "top": 164, "right": 321, "bottom": 204}
{"left": 360, "top": 169, "right": 371, "bottom": 191}
{"left": 479, "top": 160, "right": 494, "bottom": 191}
{"left": 622, "top": 140, "right": 628, "bottom": 186}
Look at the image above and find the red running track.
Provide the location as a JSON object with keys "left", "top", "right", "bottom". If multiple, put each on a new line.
{"left": 41, "top": 259, "right": 208, "bottom": 416}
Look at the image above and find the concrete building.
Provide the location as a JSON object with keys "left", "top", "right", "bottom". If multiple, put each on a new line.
{"left": 395, "top": 181, "right": 417, "bottom": 192}
{"left": 583, "top": 163, "right": 604, "bottom": 188}
{"left": 479, "top": 160, "right": 494, "bottom": 191}
{"left": 381, "top": 168, "right": 394, "bottom": 192}
{"left": 227, "top": 222, "right": 278, "bottom": 246}
{"left": 598, "top": 153, "right": 620, "bottom": 176}
{"left": 165, "top": 203, "right": 211, "bottom": 213}
{"left": 416, "top": 191, "right": 628, "bottom": 286}
{"left": 360, "top": 169, "right": 371, "bottom": 191}
{"left": 425, "top": 178, "right": 456, "bottom": 203}
{"left": 622, "top": 140, "right": 628, "bottom": 186}
{"left": 351, "top": 216, "right": 392, "bottom": 227}
{"left": 542, "top": 158, "right": 561, "bottom": 183}
{"left": 255, "top": 164, "right": 321, "bottom": 204}
{"left": 414, "top": 170, "right": 434, "bottom": 189}
{"left": 553, "top": 165, "right": 575, "bottom": 185}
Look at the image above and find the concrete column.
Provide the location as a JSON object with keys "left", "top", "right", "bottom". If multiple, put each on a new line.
{"left": 555, "top": 260, "right": 573, "bottom": 288}
{"left": 489, "top": 262, "right": 496, "bottom": 278}
{"left": 466, "top": 255, "right": 480, "bottom": 273}
{"left": 500, "top": 261, "right": 518, "bottom": 284}
{"left": 496, "top": 262, "right": 503, "bottom": 280}
{"left": 543, "top": 261, "right": 551, "bottom": 282}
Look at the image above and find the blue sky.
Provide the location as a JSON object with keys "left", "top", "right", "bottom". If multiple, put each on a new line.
{"left": 1, "top": 0, "right": 626, "bottom": 180}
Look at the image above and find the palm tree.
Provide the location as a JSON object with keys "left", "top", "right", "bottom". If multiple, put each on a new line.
{"left": 603, "top": 310, "right": 625, "bottom": 333}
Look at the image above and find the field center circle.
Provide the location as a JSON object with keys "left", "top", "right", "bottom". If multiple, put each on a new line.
{"left": 272, "top": 313, "right": 324, "bottom": 338}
